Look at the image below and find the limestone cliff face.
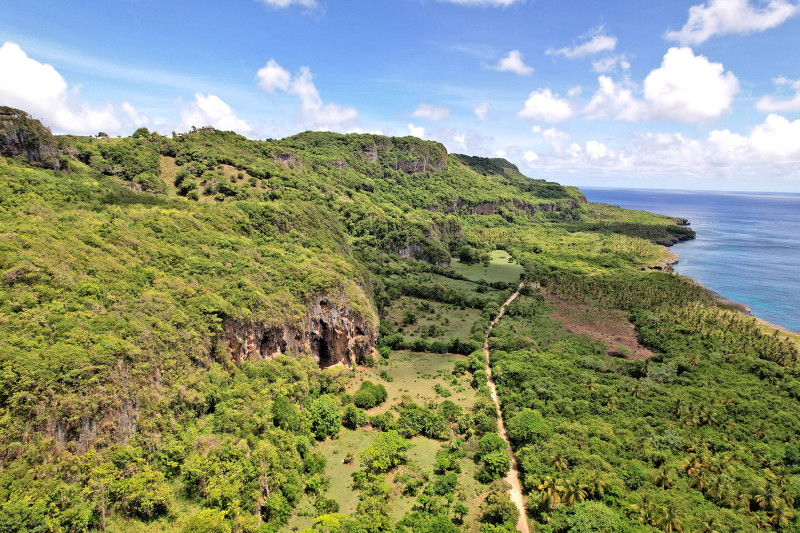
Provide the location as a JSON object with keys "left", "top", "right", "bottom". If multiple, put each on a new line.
{"left": 441, "top": 198, "right": 580, "bottom": 216}
{"left": 360, "top": 137, "right": 448, "bottom": 175}
{"left": 222, "top": 296, "right": 377, "bottom": 367}
{"left": 0, "top": 107, "right": 59, "bottom": 169}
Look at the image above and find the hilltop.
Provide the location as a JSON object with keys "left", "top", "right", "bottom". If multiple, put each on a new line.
{"left": 1, "top": 114, "right": 798, "bottom": 533}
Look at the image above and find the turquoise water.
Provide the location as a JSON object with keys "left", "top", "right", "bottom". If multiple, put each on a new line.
{"left": 582, "top": 188, "right": 800, "bottom": 333}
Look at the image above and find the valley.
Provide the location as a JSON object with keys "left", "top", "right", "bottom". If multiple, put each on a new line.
{"left": 1, "top": 109, "right": 800, "bottom": 532}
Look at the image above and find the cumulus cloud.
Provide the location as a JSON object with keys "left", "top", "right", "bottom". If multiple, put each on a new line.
{"left": 256, "top": 0, "right": 317, "bottom": 8}
{"left": 290, "top": 67, "right": 359, "bottom": 130}
{"left": 256, "top": 59, "right": 291, "bottom": 93}
{"left": 180, "top": 93, "right": 251, "bottom": 133}
{"left": 411, "top": 103, "right": 450, "bottom": 122}
{"left": 592, "top": 54, "right": 631, "bottom": 73}
{"left": 492, "top": 50, "right": 534, "bottom": 75}
{"left": 756, "top": 77, "right": 800, "bottom": 112}
{"left": 408, "top": 123, "right": 426, "bottom": 138}
{"left": 667, "top": 0, "right": 798, "bottom": 45}
{"left": 547, "top": 27, "right": 618, "bottom": 59}
{"left": 582, "top": 48, "right": 738, "bottom": 123}
{"left": 0, "top": 41, "right": 149, "bottom": 135}
{"left": 436, "top": 0, "right": 524, "bottom": 6}
{"left": 474, "top": 101, "right": 490, "bottom": 121}
{"left": 256, "top": 59, "right": 359, "bottom": 131}
{"left": 518, "top": 88, "right": 575, "bottom": 123}
{"left": 710, "top": 113, "right": 800, "bottom": 159}
{"left": 584, "top": 76, "right": 648, "bottom": 121}
{"left": 512, "top": 114, "right": 800, "bottom": 184}
{"left": 644, "top": 47, "right": 739, "bottom": 122}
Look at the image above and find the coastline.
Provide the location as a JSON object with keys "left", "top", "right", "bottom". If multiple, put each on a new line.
{"left": 671, "top": 260, "right": 800, "bottom": 337}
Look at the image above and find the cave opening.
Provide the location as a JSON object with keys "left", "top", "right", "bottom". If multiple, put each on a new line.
{"left": 314, "top": 322, "right": 334, "bottom": 368}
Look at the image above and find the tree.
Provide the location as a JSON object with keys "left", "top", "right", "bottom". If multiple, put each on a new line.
{"left": 360, "top": 431, "right": 413, "bottom": 473}
{"left": 481, "top": 490, "right": 519, "bottom": 526}
{"left": 506, "top": 409, "right": 552, "bottom": 447}
{"left": 310, "top": 394, "right": 342, "bottom": 440}
{"left": 567, "top": 501, "right": 622, "bottom": 533}
{"left": 562, "top": 479, "right": 587, "bottom": 507}
{"left": 182, "top": 509, "right": 232, "bottom": 533}
{"left": 537, "top": 476, "right": 565, "bottom": 510}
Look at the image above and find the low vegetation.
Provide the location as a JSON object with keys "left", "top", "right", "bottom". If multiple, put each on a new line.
{"left": 1, "top": 116, "right": 797, "bottom": 532}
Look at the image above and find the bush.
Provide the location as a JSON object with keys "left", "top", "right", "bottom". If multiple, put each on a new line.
{"left": 506, "top": 409, "right": 552, "bottom": 447}
{"left": 309, "top": 395, "right": 342, "bottom": 440}
{"left": 182, "top": 509, "right": 231, "bottom": 533}
{"left": 353, "top": 381, "right": 388, "bottom": 409}
{"left": 343, "top": 404, "right": 369, "bottom": 429}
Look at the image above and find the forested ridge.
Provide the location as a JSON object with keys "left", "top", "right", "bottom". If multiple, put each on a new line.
{"left": 1, "top": 110, "right": 798, "bottom": 532}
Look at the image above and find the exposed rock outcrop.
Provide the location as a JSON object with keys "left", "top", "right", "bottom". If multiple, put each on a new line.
{"left": 222, "top": 296, "right": 377, "bottom": 367}
{"left": 0, "top": 107, "right": 60, "bottom": 169}
{"left": 272, "top": 151, "right": 299, "bottom": 168}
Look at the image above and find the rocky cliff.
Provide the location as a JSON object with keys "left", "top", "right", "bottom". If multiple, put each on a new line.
{"left": 222, "top": 296, "right": 377, "bottom": 367}
{"left": 0, "top": 106, "right": 60, "bottom": 168}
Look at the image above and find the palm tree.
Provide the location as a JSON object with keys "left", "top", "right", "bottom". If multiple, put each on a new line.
{"left": 537, "top": 476, "right": 565, "bottom": 510}
{"left": 631, "top": 383, "right": 643, "bottom": 399}
{"left": 631, "top": 494, "right": 657, "bottom": 525}
{"left": 548, "top": 453, "right": 568, "bottom": 473}
{"left": 752, "top": 483, "right": 779, "bottom": 511}
{"left": 585, "top": 471, "right": 607, "bottom": 499}
{"left": 654, "top": 466, "right": 675, "bottom": 489}
{"left": 770, "top": 503, "right": 795, "bottom": 528}
{"left": 561, "top": 479, "right": 587, "bottom": 507}
{"left": 656, "top": 503, "right": 685, "bottom": 533}
{"left": 693, "top": 514, "right": 720, "bottom": 533}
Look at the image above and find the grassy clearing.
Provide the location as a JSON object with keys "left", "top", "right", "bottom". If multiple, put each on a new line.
{"left": 315, "top": 428, "right": 377, "bottom": 516}
{"left": 106, "top": 489, "right": 203, "bottom": 533}
{"left": 384, "top": 296, "right": 482, "bottom": 342}
{"left": 350, "top": 351, "right": 475, "bottom": 413}
{"left": 449, "top": 250, "right": 524, "bottom": 284}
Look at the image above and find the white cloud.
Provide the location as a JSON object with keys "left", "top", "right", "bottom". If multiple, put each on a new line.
{"left": 411, "top": 103, "right": 450, "bottom": 122}
{"left": 567, "top": 86, "right": 582, "bottom": 97}
{"left": 256, "top": 0, "right": 317, "bottom": 8}
{"left": 585, "top": 140, "right": 610, "bottom": 159}
{"left": 436, "top": 0, "right": 524, "bottom": 5}
{"left": 408, "top": 123, "right": 426, "bottom": 138}
{"left": 474, "top": 101, "right": 490, "bottom": 121}
{"left": 644, "top": 47, "right": 739, "bottom": 122}
{"left": 290, "top": 67, "right": 359, "bottom": 130}
{"left": 518, "top": 88, "right": 575, "bottom": 123}
{"left": 523, "top": 150, "right": 540, "bottom": 164}
{"left": 756, "top": 77, "right": 800, "bottom": 112}
{"left": 710, "top": 113, "right": 800, "bottom": 159}
{"left": 547, "top": 27, "right": 618, "bottom": 59}
{"left": 492, "top": 50, "right": 534, "bottom": 75}
{"left": 494, "top": 149, "right": 508, "bottom": 158}
{"left": 667, "top": 0, "right": 798, "bottom": 45}
{"left": 584, "top": 76, "right": 648, "bottom": 121}
{"left": 256, "top": 59, "right": 359, "bottom": 131}
{"left": 592, "top": 54, "right": 631, "bottom": 73}
{"left": 0, "top": 41, "right": 149, "bottom": 136}
{"left": 512, "top": 114, "right": 800, "bottom": 184}
{"left": 541, "top": 127, "right": 570, "bottom": 151}
{"left": 581, "top": 48, "right": 738, "bottom": 123}
{"left": 180, "top": 93, "right": 251, "bottom": 133}
{"left": 256, "top": 59, "right": 291, "bottom": 93}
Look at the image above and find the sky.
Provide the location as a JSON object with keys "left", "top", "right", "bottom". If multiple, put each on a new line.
{"left": 1, "top": 0, "right": 800, "bottom": 191}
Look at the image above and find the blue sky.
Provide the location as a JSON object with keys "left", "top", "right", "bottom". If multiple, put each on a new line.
{"left": 2, "top": 0, "right": 800, "bottom": 191}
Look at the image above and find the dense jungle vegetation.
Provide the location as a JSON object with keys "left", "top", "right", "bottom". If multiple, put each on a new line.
{"left": 1, "top": 112, "right": 798, "bottom": 532}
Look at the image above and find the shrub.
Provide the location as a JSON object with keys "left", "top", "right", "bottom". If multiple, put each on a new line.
{"left": 309, "top": 395, "right": 342, "bottom": 440}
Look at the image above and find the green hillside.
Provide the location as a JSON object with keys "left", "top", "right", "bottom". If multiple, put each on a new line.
{"left": 1, "top": 113, "right": 798, "bottom": 533}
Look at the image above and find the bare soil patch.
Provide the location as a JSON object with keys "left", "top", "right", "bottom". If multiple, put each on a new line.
{"left": 545, "top": 293, "right": 655, "bottom": 360}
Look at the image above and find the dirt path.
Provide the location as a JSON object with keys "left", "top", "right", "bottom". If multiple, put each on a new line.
{"left": 483, "top": 281, "right": 530, "bottom": 533}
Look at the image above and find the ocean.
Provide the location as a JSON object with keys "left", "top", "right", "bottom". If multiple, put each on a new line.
{"left": 581, "top": 188, "right": 800, "bottom": 333}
